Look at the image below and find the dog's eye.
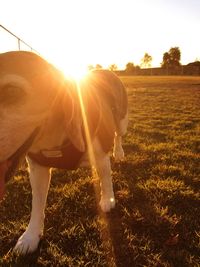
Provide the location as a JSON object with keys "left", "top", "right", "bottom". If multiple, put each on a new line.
{"left": 0, "top": 84, "right": 26, "bottom": 106}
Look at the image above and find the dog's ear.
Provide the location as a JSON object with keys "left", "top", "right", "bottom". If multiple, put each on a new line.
{"left": 62, "top": 82, "right": 85, "bottom": 152}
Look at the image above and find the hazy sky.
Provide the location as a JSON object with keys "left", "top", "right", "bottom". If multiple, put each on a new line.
{"left": 0, "top": 0, "right": 200, "bottom": 75}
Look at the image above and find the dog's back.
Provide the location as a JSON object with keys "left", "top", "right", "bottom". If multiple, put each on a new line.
{"left": 79, "top": 69, "right": 128, "bottom": 153}
{"left": 83, "top": 69, "right": 128, "bottom": 131}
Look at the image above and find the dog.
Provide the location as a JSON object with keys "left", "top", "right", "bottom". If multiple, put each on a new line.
{"left": 0, "top": 51, "right": 128, "bottom": 254}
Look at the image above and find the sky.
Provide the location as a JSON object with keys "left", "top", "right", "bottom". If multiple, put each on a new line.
{"left": 0, "top": 0, "right": 200, "bottom": 76}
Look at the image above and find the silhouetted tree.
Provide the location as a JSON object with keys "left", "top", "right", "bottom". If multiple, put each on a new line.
{"left": 140, "top": 53, "right": 152, "bottom": 68}
{"left": 95, "top": 64, "right": 102, "bottom": 69}
{"left": 109, "top": 64, "right": 118, "bottom": 71}
{"left": 161, "top": 47, "right": 181, "bottom": 68}
{"left": 88, "top": 64, "right": 95, "bottom": 71}
{"left": 125, "top": 62, "right": 135, "bottom": 73}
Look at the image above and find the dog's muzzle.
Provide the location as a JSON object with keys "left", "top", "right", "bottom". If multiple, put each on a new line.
{"left": 0, "top": 127, "right": 40, "bottom": 200}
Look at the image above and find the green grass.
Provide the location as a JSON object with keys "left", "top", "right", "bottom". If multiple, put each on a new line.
{"left": 0, "top": 76, "right": 200, "bottom": 266}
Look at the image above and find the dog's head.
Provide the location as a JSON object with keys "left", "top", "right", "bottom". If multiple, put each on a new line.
{"left": 0, "top": 51, "right": 82, "bottom": 200}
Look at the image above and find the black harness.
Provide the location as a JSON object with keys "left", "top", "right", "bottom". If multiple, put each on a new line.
{"left": 28, "top": 139, "right": 85, "bottom": 170}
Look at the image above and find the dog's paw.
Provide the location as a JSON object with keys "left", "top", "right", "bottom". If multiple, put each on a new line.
{"left": 100, "top": 196, "right": 115, "bottom": 212}
{"left": 13, "top": 231, "right": 41, "bottom": 255}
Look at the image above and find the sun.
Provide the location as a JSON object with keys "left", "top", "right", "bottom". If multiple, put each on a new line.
{"left": 55, "top": 60, "right": 89, "bottom": 82}
{"left": 47, "top": 49, "right": 91, "bottom": 81}
{"left": 64, "top": 66, "right": 88, "bottom": 81}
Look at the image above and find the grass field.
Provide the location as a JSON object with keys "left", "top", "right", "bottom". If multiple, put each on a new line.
{"left": 0, "top": 76, "right": 200, "bottom": 267}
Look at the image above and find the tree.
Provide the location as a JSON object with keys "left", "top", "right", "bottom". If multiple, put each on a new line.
{"left": 88, "top": 64, "right": 103, "bottom": 71}
{"left": 95, "top": 64, "right": 103, "bottom": 69}
{"left": 169, "top": 47, "right": 181, "bottom": 66}
{"left": 162, "top": 52, "right": 170, "bottom": 67}
{"left": 140, "top": 53, "right": 152, "bottom": 68}
{"left": 109, "top": 64, "right": 118, "bottom": 72}
{"left": 87, "top": 64, "right": 95, "bottom": 71}
{"left": 161, "top": 47, "right": 181, "bottom": 68}
{"left": 187, "top": 61, "right": 200, "bottom": 67}
{"left": 125, "top": 62, "right": 135, "bottom": 73}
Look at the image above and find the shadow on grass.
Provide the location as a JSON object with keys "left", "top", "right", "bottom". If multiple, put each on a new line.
{"left": 1, "top": 157, "right": 199, "bottom": 266}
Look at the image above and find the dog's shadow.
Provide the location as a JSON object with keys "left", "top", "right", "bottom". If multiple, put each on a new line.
{"left": 5, "top": 243, "right": 42, "bottom": 267}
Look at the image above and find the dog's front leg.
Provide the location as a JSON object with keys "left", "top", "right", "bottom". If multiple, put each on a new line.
{"left": 14, "top": 158, "right": 51, "bottom": 254}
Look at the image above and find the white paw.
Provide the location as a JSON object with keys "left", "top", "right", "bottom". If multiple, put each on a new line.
{"left": 14, "top": 231, "right": 41, "bottom": 255}
{"left": 100, "top": 196, "right": 115, "bottom": 212}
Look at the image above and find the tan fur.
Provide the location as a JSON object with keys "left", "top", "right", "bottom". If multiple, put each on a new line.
{"left": 0, "top": 51, "right": 128, "bottom": 254}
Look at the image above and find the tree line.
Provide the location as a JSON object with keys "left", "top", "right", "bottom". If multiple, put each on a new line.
{"left": 88, "top": 47, "right": 198, "bottom": 72}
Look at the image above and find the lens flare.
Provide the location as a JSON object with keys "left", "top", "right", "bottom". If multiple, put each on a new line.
{"left": 76, "top": 81, "right": 116, "bottom": 265}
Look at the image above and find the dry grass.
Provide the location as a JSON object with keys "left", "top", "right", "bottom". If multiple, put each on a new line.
{"left": 0, "top": 76, "right": 200, "bottom": 266}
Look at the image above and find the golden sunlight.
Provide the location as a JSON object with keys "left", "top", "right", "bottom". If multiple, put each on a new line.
{"left": 48, "top": 51, "right": 89, "bottom": 82}
{"left": 59, "top": 64, "right": 88, "bottom": 81}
